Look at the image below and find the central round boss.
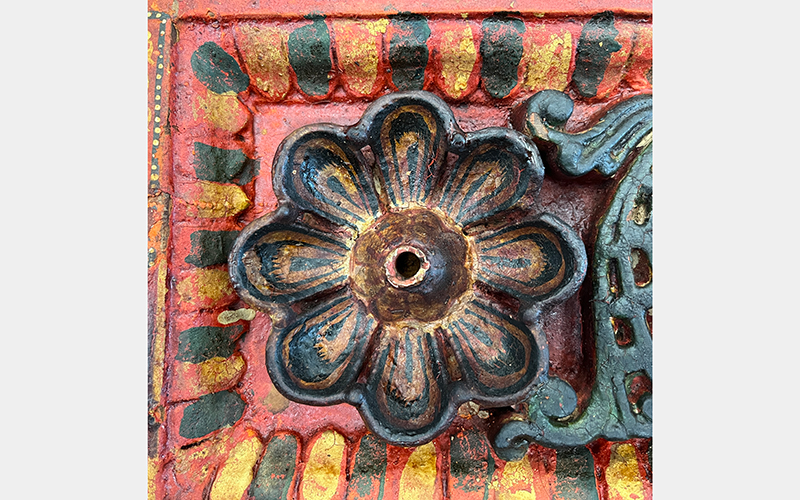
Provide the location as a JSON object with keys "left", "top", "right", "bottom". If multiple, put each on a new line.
{"left": 349, "top": 208, "right": 472, "bottom": 324}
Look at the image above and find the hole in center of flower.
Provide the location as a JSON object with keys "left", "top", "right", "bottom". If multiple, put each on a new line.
{"left": 385, "top": 245, "right": 430, "bottom": 288}
{"left": 395, "top": 252, "right": 421, "bottom": 279}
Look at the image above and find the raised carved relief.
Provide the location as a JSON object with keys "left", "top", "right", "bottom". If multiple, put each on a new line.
{"left": 148, "top": 4, "right": 653, "bottom": 498}
{"left": 228, "top": 91, "right": 587, "bottom": 445}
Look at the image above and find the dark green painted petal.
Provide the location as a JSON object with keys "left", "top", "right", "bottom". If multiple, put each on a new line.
{"left": 274, "top": 126, "right": 380, "bottom": 230}
{"left": 193, "top": 142, "right": 260, "bottom": 185}
{"left": 554, "top": 447, "right": 599, "bottom": 500}
{"left": 388, "top": 14, "right": 430, "bottom": 90}
{"left": 175, "top": 325, "right": 245, "bottom": 363}
{"left": 366, "top": 98, "right": 447, "bottom": 208}
{"left": 345, "top": 434, "right": 387, "bottom": 500}
{"left": 480, "top": 15, "right": 524, "bottom": 98}
{"left": 573, "top": 11, "right": 622, "bottom": 98}
{"left": 288, "top": 17, "right": 332, "bottom": 97}
{"left": 267, "top": 291, "right": 376, "bottom": 402}
{"left": 185, "top": 230, "right": 240, "bottom": 268}
{"left": 435, "top": 128, "right": 540, "bottom": 227}
{"left": 475, "top": 219, "right": 575, "bottom": 301}
{"left": 179, "top": 390, "right": 245, "bottom": 439}
{"left": 449, "top": 430, "right": 494, "bottom": 498}
{"left": 191, "top": 42, "right": 250, "bottom": 94}
{"left": 231, "top": 221, "right": 350, "bottom": 306}
{"left": 363, "top": 325, "right": 449, "bottom": 439}
{"left": 249, "top": 434, "right": 298, "bottom": 500}
{"left": 442, "top": 298, "right": 539, "bottom": 399}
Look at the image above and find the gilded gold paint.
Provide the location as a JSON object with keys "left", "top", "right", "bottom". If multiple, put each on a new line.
{"left": 332, "top": 20, "right": 380, "bottom": 96}
{"left": 366, "top": 19, "right": 390, "bottom": 36}
{"left": 148, "top": 457, "right": 157, "bottom": 500}
{"left": 237, "top": 25, "right": 291, "bottom": 100}
{"left": 217, "top": 308, "right": 257, "bottom": 325}
{"left": 149, "top": 193, "right": 170, "bottom": 406}
{"left": 398, "top": 442, "right": 438, "bottom": 500}
{"left": 152, "top": 260, "right": 168, "bottom": 402}
{"left": 173, "top": 430, "right": 233, "bottom": 478}
{"left": 522, "top": 28, "right": 572, "bottom": 93}
{"left": 197, "top": 91, "right": 249, "bottom": 133}
{"left": 494, "top": 457, "right": 537, "bottom": 500}
{"left": 606, "top": 443, "right": 645, "bottom": 500}
{"left": 301, "top": 430, "right": 346, "bottom": 500}
{"left": 198, "top": 356, "right": 246, "bottom": 391}
{"left": 148, "top": 31, "right": 154, "bottom": 65}
{"left": 439, "top": 25, "right": 476, "bottom": 99}
{"left": 177, "top": 268, "right": 235, "bottom": 304}
{"left": 188, "top": 181, "right": 251, "bottom": 218}
{"left": 210, "top": 430, "right": 264, "bottom": 500}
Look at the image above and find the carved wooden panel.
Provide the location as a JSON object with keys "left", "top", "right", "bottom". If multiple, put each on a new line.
{"left": 147, "top": 1, "right": 652, "bottom": 498}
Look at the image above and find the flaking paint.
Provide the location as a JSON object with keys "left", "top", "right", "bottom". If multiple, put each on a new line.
{"left": 522, "top": 26, "right": 572, "bottom": 93}
{"left": 398, "top": 442, "right": 439, "bottom": 500}
{"left": 301, "top": 430, "right": 348, "bottom": 500}
{"left": 235, "top": 25, "right": 292, "bottom": 100}
{"left": 332, "top": 20, "right": 383, "bottom": 96}
{"left": 606, "top": 443, "right": 645, "bottom": 500}
{"left": 210, "top": 430, "right": 265, "bottom": 500}
{"left": 184, "top": 181, "right": 251, "bottom": 218}
{"left": 438, "top": 24, "right": 478, "bottom": 99}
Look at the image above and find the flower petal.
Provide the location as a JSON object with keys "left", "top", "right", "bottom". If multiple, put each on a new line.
{"left": 474, "top": 214, "right": 587, "bottom": 305}
{"left": 229, "top": 218, "right": 350, "bottom": 307}
{"left": 435, "top": 128, "right": 543, "bottom": 227}
{"left": 274, "top": 125, "right": 380, "bottom": 230}
{"left": 362, "top": 324, "right": 451, "bottom": 442}
{"left": 363, "top": 94, "right": 451, "bottom": 208}
{"left": 441, "top": 297, "right": 543, "bottom": 400}
{"left": 267, "top": 290, "right": 376, "bottom": 403}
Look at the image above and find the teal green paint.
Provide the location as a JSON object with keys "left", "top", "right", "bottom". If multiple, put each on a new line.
{"left": 554, "top": 447, "right": 599, "bottom": 500}
{"left": 480, "top": 15, "right": 524, "bottom": 98}
{"left": 191, "top": 42, "right": 250, "bottom": 94}
{"left": 345, "top": 434, "right": 387, "bottom": 499}
{"left": 250, "top": 434, "right": 298, "bottom": 500}
{"left": 175, "top": 325, "right": 244, "bottom": 363}
{"left": 449, "top": 430, "right": 493, "bottom": 498}
{"left": 193, "top": 142, "right": 259, "bottom": 185}
{"left": 388, "top": 14, "right": 430, "bottom": 90}
{"left": 185, "top": 230, "right": 240, "bottom": 268}
{"left": 288, "top": 17, "right": 332, "bottom": 96}
{"left": 179, "top": 391, "right": 245, "bottom": 439}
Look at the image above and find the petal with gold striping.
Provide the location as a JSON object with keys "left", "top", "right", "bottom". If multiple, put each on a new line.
{"left": 267, "top": 290, "right": 376, "bottom": 403}
{"left": 441, "top": 297, "right": 543, "bottom": 400}
{"left": 473, "top": 214, "right": 586, "bottom": 306}
{"left": 229, "top": 218, "right": 350, "bottom": 307}
{"left": 434, "top": 128, "right": 543, "bottom": 227}
{"left": 362, "top": 324, "right": 450, "bottom": 443}
{"left": 361, "top": 95, "right": 451, "bottom": 208}
{"left": 274, "top": 125, "right": 381, "bottom": 230}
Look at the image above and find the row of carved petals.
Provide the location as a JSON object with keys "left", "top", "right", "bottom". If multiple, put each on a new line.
{"left": 161, "top": 425, "right": 652, "bottom": 500}
{"left": 160, "top": 12, "right": 261, "bottom": 453}
{"left": 197, "top": 12, "right": 651, "bottom": 103}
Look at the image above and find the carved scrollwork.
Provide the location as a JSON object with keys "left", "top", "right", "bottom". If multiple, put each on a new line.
{"left": 494, "top": 91, "right": 652, "bottom": 457}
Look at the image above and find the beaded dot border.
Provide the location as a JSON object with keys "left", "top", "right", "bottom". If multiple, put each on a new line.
{"left": 148, "top": 11, "right": 169, "bottom": 268}
{"left": 148, "top": 11, "right": 168, "bottom": 193}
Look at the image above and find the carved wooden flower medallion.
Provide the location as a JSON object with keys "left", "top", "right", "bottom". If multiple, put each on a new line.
{"left": 229, "top": 91, "right": 587, "bottom": 445}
